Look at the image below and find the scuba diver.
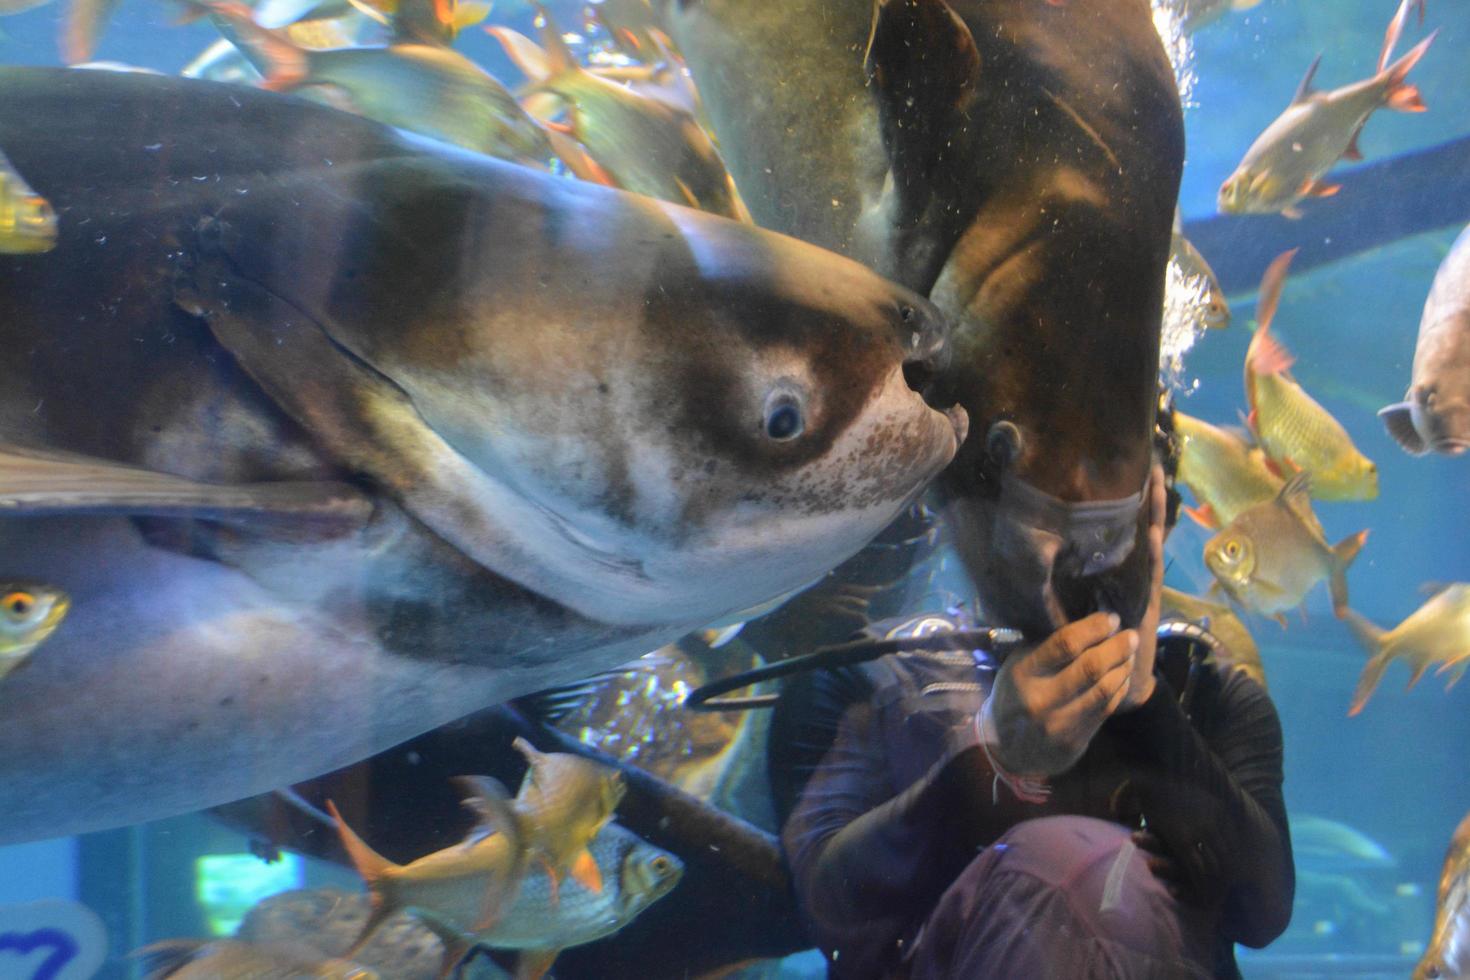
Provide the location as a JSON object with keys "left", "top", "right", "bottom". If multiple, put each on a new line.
{"left": 764, "top": 409, "right": 1294, "bottom": 979}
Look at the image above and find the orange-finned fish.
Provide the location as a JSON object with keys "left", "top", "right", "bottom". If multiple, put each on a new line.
{"left": 183, "top": 0, "right": 551, "bottom": 164}
{"left": 1218, "top": 0, "right": 1434, "bottom": 219}
{"left": 1203, "top": 472, "right": 1367, "bottom": 624}
{"left": 0, "top": 149, "right": 59, "bottom": 255}
{"left": 1171, "top": 223, "right": 1230, "bottom": 330}
{"left": 0, "top": 582, "right": 70, "bottom": 681}
{"left": 1173, "top": 410, "right": 1282, "bottom": 529}
{"left": 1161, "top": 586, "right": 1267, "bottom": 689}
{"left": 488, "top": 7, "right": 748, "bottom": 220}
{"left": 322, "top": 816, "right": 681, "bottom": 980}
{"left": 1343, "top": 583, "right": 1470, "bottom": 716}
{"left": 1416, "top": 811, "right": 1470, "bottom": 980}
{"left": 1243, "top": 249, "right": 1379, "bottom": 501}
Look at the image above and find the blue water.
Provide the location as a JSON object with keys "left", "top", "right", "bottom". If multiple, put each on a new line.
{"left": 1, "top": 0, "right": 1468, "bottom": 976}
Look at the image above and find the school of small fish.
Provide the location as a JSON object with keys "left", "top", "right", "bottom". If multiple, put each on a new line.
{"left": 0, "top": 0, "right": 1466, "bottom": 970}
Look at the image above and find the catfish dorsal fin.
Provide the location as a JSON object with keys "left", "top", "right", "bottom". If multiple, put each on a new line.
{"left": 863, "top": 0, "right": 980, "bottom": 229}
{"left": 1292, "top": 54, "right": 1323, "bottom": 104}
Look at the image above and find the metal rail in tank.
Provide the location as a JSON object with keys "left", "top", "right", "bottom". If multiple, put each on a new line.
{"left": 1183, "top": 132, "right": 1470, "bottom": 296}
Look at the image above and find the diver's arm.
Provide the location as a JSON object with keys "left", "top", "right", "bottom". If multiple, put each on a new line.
{"left": 771, "top": 668, "right": 1022, "bottom": 975}
{"left": 1106, "top": 671, "right": 1293, "bottom": 947}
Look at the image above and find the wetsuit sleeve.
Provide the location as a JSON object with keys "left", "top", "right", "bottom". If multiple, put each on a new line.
{"left": 769, "top": 666, "right": 1025, "bottom": 975}
{"left": 1105, "top": 670, "right": 1294, "bottom": 948}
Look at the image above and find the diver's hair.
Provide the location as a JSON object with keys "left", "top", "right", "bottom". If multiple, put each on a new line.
{"left": 1154, "top": 385, "right": 1182, "bottom": 530}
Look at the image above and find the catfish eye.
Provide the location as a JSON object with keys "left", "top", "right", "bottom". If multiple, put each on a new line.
{"left": 763, "top": 392, "right": 804, "bottom": 441}
{"left": 650, "top": 855, "right": 672, "bottom": 875}
{"left": 1225, "top": 541, "right": 1241, "bottom": 559}
{"left": 3, "top": 592, "right": 35, "bottom": 620}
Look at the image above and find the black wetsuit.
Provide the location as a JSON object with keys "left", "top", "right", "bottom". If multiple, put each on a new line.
{"left": 768, "top": 614, "right": 1294, "bottom": 979}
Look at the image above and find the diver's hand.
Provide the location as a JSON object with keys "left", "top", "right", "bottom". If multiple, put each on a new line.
{"left": 986, "top": 612, "right": 1139, "bottom": 777}
{"left": 1118, "top": 462, "right": 1168, "bottom": 711}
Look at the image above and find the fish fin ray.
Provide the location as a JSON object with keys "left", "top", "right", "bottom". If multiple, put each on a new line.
{"left": 1343, "top": 125, "right": 1365, "bottom": 161}
{"left": 1281, "top": 205, "right": 1304, "bottom": 220}
{"left": 1419, "top": 580, "right": 1451, "bottom": 598}
{"left": 1292, "top": 54, "right": 1323, "bottom": 104}
{"left": 1379, "top": 401, "right": 1428, "bottom": 454}
{"left": 1301, "top": 179, "right": 1341, "bottom": 198}
{"left": 1328, "top": 530, "right": 1368, "bottom": 615}
{"left": 570, "top": 848, "right": 602, "bottom": 893}
{"left": 515, "top": 949, "right": 562, "bottom": 980}
{"left": 0, "top": 444, "right": 371, "bottom": 537}
{"left": 177, "top": 0, "right": 308, "bottom": 88}
{"left": 1252, "top": 249, "right": 1298, "bottom": 341}
{"left": 487, "top": 26, "right": 550, "bottom": 83}
{"left": 864, "top": 0, "right": 980, "bottom": 229}
{"left": 1348, "top": 650, "right": 1391, "bottom": 716}
{"left": 532, "top": 3, "right": 581, "bottom": 81}
{"left": 1183, "top": 503, "right": 1218, "bottom": 529}
{"left": 1381, "top": 32, "right": 1435, "bottom": 112}
{"left": 326, "top": 800, "right": 405, "bottom": 957}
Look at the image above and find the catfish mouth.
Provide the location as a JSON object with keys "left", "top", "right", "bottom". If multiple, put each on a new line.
{"left": 901, "top": 329, "right": 969, "bottom": 445}
{"left": 1433, "top": 438, "right": 1470, "bottom": 455}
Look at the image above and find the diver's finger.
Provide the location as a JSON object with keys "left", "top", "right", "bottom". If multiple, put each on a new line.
{"left": 1051, "top": 628, "right": 1137, "bottom": 701}
{"left": 1051, "top": 645, "right": 1135, "bottom": 734}
{"left": 1026, "top": 612, "right": 1121, "bottom": 675}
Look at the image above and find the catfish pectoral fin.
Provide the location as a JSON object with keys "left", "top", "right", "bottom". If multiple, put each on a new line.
{"left": 0, "top": 443, "right": 372, "bottom": 537}
{"left": 178, "top": 253, "right": 599, "bottom": 615}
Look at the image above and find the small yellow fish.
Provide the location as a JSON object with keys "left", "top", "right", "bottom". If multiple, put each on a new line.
{"left": 1174, "top": 410, "right": 1283, "bottom": 529}
{"left": 1244, "top": 249, "right": 1378, "bottom": 501}
{"left": 189, "top": 0, "right": 552, "bottom": 164}
{"left": 0, "top": 150, "right": 59, "bottom": 256}
{"left": 0, "top": 582, "right": 70, "bottom": 681}
{"left": 136, "top": 938, "right": 378, "bottom": 979}
{"left": 507, "top": 736, "right": 625, "bottom": 900}
{"left": 1344, "top": 584, "right": 1470, "bottom": 716}
{"left": 489, "top": 10, "right": 747, "bottom": 220}
{"left": 1171, "top": 216, "right": 1229, "bottom": 330}
{"left": 1161, "top": 586, "right": 1266, "bottom": 689}
{"left": 1417, "top": 811, "right": 1470, "bottom": 980}
{"left": 1218, "top": 0, "right": 1433, "bottom": 219}
{"left": 1204, "top": 473, "right": 1367, "bottom": 624}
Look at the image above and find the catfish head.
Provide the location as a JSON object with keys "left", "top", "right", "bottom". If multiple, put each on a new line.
{"left": 179, "top": 154, "right": 966, "bottom": 632}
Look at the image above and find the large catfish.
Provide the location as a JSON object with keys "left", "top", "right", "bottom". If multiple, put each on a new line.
{"left": 659, "top": 0, "right": 1185, "bottom": 634}
{"left": 0, "top": 68, "right": 965, "bottom": 841}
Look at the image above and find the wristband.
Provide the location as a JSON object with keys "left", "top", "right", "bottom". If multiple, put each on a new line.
{"left": 976, "top": 695, "right": 1052, "bottom": 805}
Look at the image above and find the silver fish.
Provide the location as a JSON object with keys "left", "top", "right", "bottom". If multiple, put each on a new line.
{"left": 0, "top": 67, "right": 964, "bottom": 844}
{"left": 1381, "top": 224, "right": 1470, "bottom": 455}
{"left": 1218, "top": 0, "right": 1434, "bottom": 218}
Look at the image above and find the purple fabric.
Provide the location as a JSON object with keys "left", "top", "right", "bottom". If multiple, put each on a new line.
{"left": 905, "top": 816, "right": 1216, "bottom": 979}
